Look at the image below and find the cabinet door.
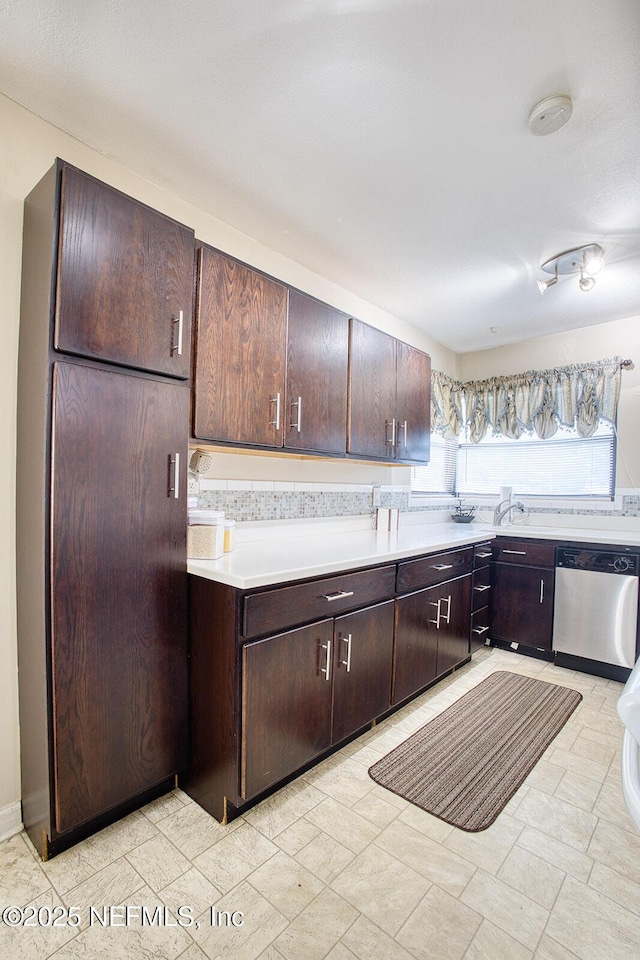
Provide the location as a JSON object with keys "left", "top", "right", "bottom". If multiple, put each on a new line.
{"left": 193, "top": 246, "right": 287, "bottom": 446}
{"left": 55, "top": 165, "right": 194, "bottom": 378}
{"left": 285, "top": 291, "right": 349, "bottom": 454}
{"left": 393, "top": 587, "right": 440, "bottom": 704}
{"left": 242, "top": 620, "right": 333, "bottom": 799}
{"left": 490, "top": 562, "right": 555, "bottom": 650}
{"left": 395, "top": 341, "right": 431, "bottom": 463}
{"left": 348, "top": 319, "right": 397, "bottom": 459}
{"left": 332, "top": 601, "right": 394, "bottom": 744}
{"left": 50, "top": 361, "right": 188, "bottom": 835}
{"left": 435, "top": 575, "right": 472, "bottom": 675}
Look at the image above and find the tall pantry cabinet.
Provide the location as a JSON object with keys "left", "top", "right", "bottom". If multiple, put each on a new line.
{"left": 16, "top": 160, "right": 195, "bottom": 859}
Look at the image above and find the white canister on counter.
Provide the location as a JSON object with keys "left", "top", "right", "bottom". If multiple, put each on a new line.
{"left": 187, "top": 510, "right": 225, "bottom": 559}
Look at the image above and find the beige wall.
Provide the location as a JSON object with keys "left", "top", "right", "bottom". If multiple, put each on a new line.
{"left": 0, "top": 93, "right": 456, "bottom": 820}
{"left": 459, "top": 319, "right": 640, "bottom": 489}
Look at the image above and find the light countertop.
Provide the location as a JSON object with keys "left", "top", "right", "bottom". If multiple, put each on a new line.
{"left": 187, "top": 521, "right": 493, "bottom": 590}
{"left": 187, "top": 516, "right": 640, "bottom": 591}
{"left": 486, "top": 523, "right": 640, "bottom": 548}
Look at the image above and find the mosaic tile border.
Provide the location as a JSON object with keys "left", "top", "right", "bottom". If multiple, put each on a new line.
{"left": 196, "top": 485, "right": 640, "bottom": 523}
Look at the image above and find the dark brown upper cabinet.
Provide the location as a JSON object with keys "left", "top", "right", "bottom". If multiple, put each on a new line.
{"left": 395, "top": 340, "right": 432, "bottom": 463}
{"left": 348, "top": 319, "right": 431, "bottom": 463}
{"left": 193, "top": 245, "right": 288, "bottom": 447}
{"left": 285, "top": 291, "right": 349, "bottom": 455}
{"left": 54, "top": 163, "right": 195, "bottom": 378}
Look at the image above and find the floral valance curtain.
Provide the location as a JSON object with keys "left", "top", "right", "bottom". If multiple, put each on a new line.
{"left": 431, "top": 371, "right": 466, "bottom": 438}
{"left": 432, "top": 358, "right": 622, "bottom": 444}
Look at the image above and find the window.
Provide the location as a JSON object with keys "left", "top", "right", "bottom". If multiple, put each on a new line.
{"left": 412, "top": 422, "right": 616, "bottom": 499}
{"left": 411, "top": 434, "right": 457, "bottom": 495}
{"left": 455, "top": 421, "right": 616, "bottom": 499}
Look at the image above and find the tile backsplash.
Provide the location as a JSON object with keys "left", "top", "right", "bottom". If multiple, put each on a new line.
{"left": 196, "top": 481, "right": 420, "bottom": 522}
{"left": 196, "top": 480, "right": 640, "bottom": 523}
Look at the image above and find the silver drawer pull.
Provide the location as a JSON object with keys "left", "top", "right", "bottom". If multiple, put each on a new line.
{"left": 290, "top": 396, "right": 302, "bottom": 432}
{"left": 323, "top": 590, "right": 354, "bottom": 602}
{"left": 269, "top": 393, "right": 281, "bottom": 430}
{"left": 473, "top": 584, "right": 491, "bottom": 592}
{"left": 476, "top": 551, "right": 492, "bottom": 559}
{"left": 430, "top": 563, "right": 453, "bottom": 571}
{"left": 472, "top": 625, "right": 489, "bottom": 635}
{"left": 502, "top": 549, "right": 527, "bottom": 555}
{"left": 320, "top": 639, "right": 332, "bottom": 681}
{"left": 339, "top": 634, "right": 352, "bottom": 672}
{"left": 171, "top": 310, "right": 184, "bottom": 356}
{"left": 441, "top": 595, "right": 451, "bottom": 624}
{"left": 168, "top": 452, "right": 180, "bottom": 499}
{"left": 385, "top": 418, "right": 396, "bottom": 446}
{"left": 540, "top": 579, "right": 545, "bottom": 604}
{"left": 428, "top": 599, "right": 441, "bottom": 628}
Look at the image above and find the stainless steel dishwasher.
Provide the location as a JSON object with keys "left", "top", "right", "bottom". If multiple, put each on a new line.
{"left": 553, "top": 546, "right": 640, "bottom": 682}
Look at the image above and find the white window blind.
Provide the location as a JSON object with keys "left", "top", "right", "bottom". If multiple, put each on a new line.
{"left": 455, "top": 422, "right": 615, "bottom": 498}
{"left": 411, "top": 434, "right": 457, "bottom": 495}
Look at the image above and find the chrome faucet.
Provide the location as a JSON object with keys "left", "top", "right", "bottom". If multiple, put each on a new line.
{"left": 493, "top": 499, "right": 526, "bottom": 527}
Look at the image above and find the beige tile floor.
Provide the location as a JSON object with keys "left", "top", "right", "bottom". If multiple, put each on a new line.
{"left": 2, "top": 646, "right": 640, "bottom": 960}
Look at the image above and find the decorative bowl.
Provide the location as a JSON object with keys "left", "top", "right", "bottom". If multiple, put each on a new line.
{"left": 451, "top": 513, "right": 475, "bottom": 523}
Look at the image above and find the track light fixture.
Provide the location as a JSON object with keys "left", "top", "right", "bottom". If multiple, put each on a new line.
{"left": 537, "top": 265, "right": 558, "bottom": 295}
{"left": 538, "top": 243, "right": 604, "bottom": 295}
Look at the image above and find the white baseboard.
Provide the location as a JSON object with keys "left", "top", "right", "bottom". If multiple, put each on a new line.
{"left": 0, "top": 802, "right": 23, "bottom": 842}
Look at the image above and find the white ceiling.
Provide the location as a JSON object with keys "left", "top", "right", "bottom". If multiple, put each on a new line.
{"left": 2, "top": 0, "right": 639, "bottom": 352}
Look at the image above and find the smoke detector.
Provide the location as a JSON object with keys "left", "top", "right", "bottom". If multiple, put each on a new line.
{"left": 528, "top": 95, "right": 573, "bottom": 136}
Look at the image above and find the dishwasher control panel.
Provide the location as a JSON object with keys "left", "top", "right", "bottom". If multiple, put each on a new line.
{"left": 556, "top": 547, "right": 640, "bottom": 576}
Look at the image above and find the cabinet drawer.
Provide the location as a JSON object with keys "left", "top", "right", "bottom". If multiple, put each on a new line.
{"left": 471, "top": 565, "right": 491, "bottom": 611}
{"left": 397, "top": 547, "right": 473, "bottom": 593}
{"left": 492, "top": 538, "right": 555, "bottom": 567}
{"left": 470, "top": 606, "right": 490, "bottom": 645}
{"left": 474, "top": 542, "right": 493, "bottom": 567}
{"left": 242, "top": 565, "right": 396, "bottom": 639}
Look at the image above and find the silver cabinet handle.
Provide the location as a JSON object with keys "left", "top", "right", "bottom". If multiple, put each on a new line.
{"left": 503, "top": 549, "right": 527, "bottom": 555}
{"left": 472, "top": 625, "right": 490, "bottom": 635}
{"left": 540, "top": 579, "right": 545, "bottom": 603}
{"left": 476, "top": 551, "right": 492, "bottom": 559}
{"left": 473, "top": 584, "right": 491, "bottom": 592}
{"left": 339, "top": 634, "right": 352, "bottom": 672}
{"left": 323, "top": 590, "right": 354, "bottom": 602}
{"left": 321, "top": 639, "right": 332, "bottom": 681}
{"left": 290, "top": 396, "right": 302, "bottom": 432}
{"left": 171, "top": 310, "right": 184, "bottom": 356}
{"left": 429, "top": 599, "right": 441, "bottom": 628}
{"left": 396, "top": 420, "right": 408, "bottom": 447}
{"left": 441, "top": 595, "right": 452, "bottom": 624}
{"left": 385, "top": 418, "right": 396, "bottom": 446}
{"left": 168, "top": 452, "right": 180, "bottom": 499}
{"left": 269, "top": 393, "right": 281, "bottom": 430}
{"left": 431, "top": 563, "right": 454, "bottom": 571}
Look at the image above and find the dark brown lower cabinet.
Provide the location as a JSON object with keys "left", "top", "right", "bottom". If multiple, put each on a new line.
{"left": 186, "top": 548, "right": 476, "bottom": 824}
{"left": 393, "top": 589, "right": 439, "bottom": 704}
{"left": 394, "top": 574, "right": 471, "bottom": 705}
{"left": 490, "top": 562, "right": 555, "bottom": 651}
{"left": 470, "top": 543, "right": 492, "bottom": 652}
{"left": 242, "top": 621, "right": 334, "bottom": 800}
{"left": 332, "top": 602, "right": 395, "bottom": 744}
{"left": 241, "top": 601, "right": 395, "bottom": 800}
